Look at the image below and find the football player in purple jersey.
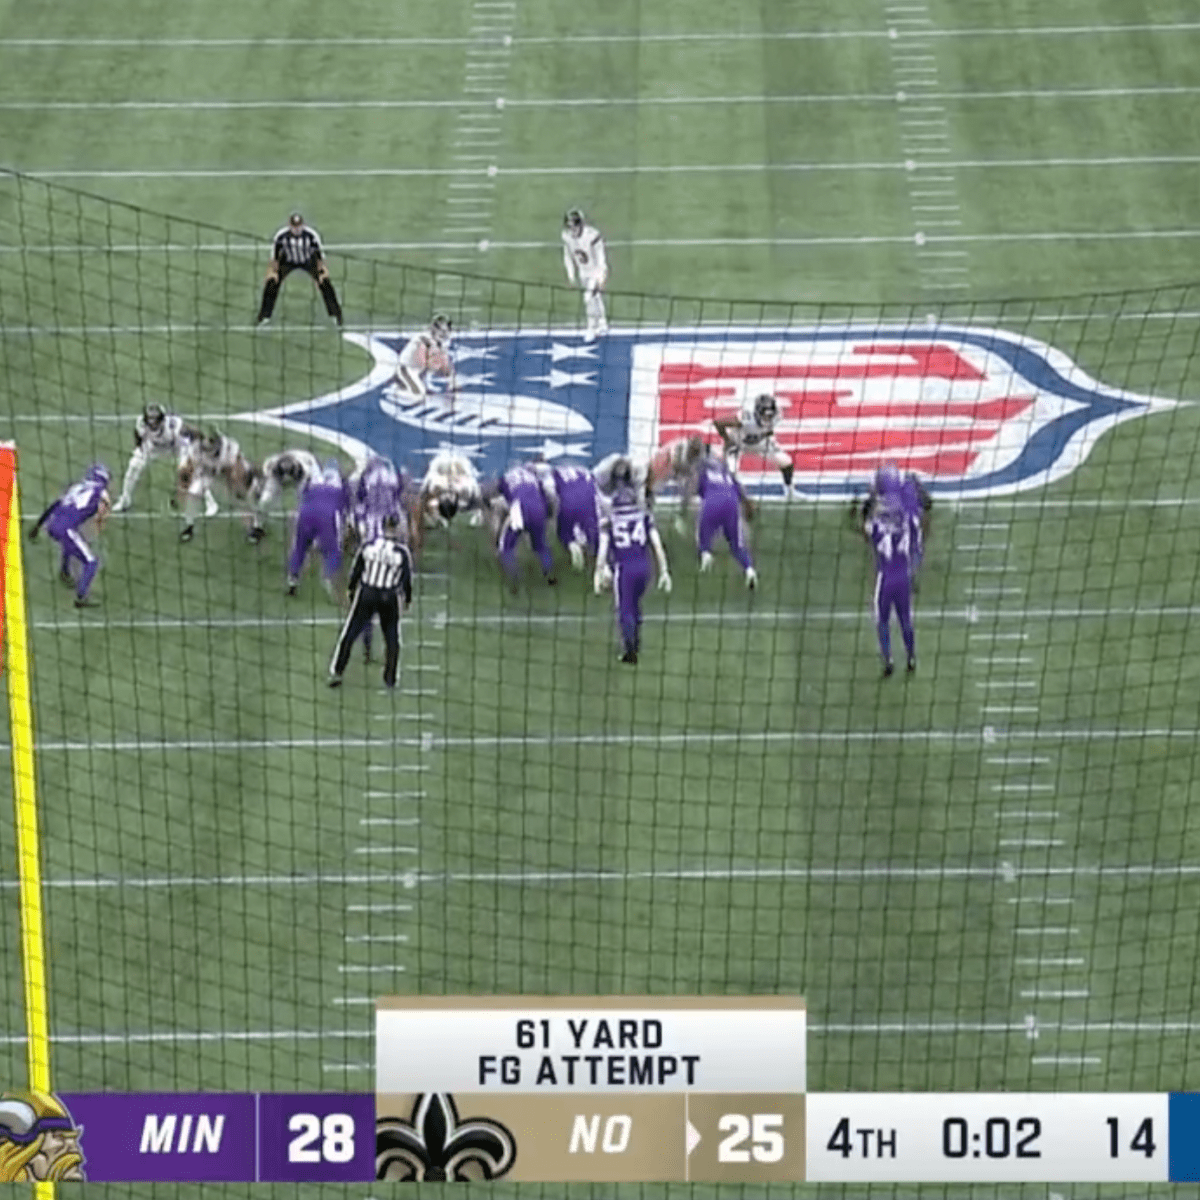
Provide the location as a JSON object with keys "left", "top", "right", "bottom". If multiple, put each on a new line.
{"left": 535, "top": 461, "right": 599, "bottom": 571}
{"left": 860, "top": 462, "right": 932, "bottom": 578}
{"left": 865, "top": 496, "right": 918, "bottom": 677}
{"left": 694, "top": 448, "right": 758, "bottom": 588}
{"left": 28, "top": 464, "right": 111, "bottom": 608}
{"left": 495, "top": 464, "right": 557, "bottom": 591}
{"left": 350, "top": 454, "right": 409, "bottom": 545}
{"left": 594, "top": 464, "right": 672, "bottom": 665}
{"left": 287, "top": 459, "right": 349, "bottom": 598}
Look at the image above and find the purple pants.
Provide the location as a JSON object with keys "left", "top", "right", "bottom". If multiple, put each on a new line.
{"left": 557, "top": 497, "right": 599, "bottom": 556}
{"left": 613, "top": 559, "right": 651, "bottom": 654}
{"left": 47, "top": 518, "right": 98, "bottom": 600}
{"left": 498, "top": 496, "right": 553, "bottom": 580}
{"left": 875, "top": 568, "right": 915, "bottom": 664}
{"left": 289, "top": 507, "right": 343, "bottom": 581}
{"left": 697, "top": 494, "right": 752, "bottom": 570}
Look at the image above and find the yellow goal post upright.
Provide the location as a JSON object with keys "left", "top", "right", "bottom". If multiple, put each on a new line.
{"left": 0, "top": 442, "right": 56, "bottom": 1200}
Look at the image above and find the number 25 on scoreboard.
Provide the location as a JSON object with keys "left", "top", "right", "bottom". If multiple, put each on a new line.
{"left": 717, "top": 1114, "right": 785, "bottom": 1164}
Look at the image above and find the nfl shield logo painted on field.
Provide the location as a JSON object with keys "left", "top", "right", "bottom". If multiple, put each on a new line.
{"left": 238, "top": 324, "right": 1178, "bottom": 499}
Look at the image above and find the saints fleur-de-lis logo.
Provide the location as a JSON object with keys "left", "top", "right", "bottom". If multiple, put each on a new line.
{"left": 375, "top": 1093, "right": 516, "bottom": 1181}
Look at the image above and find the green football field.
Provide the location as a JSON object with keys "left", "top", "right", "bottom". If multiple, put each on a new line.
{"left": 3, "top": 0, "right": 1200, "bottom": 1195}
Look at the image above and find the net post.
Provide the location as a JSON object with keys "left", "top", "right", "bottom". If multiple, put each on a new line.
{"left": 0, "top": 442, "right": 55, "bottom": 1200}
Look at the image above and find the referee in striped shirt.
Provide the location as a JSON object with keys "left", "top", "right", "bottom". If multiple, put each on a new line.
{"left": 256, "top": 211, "right": 344, "bottom": 327}
{"left": 329, "top": 514, "right": 414, "bottom": 690}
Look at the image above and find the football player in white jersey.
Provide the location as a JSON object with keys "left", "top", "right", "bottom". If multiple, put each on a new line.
{"left": 714, "top": 393, "right": 796, "bottom": 498}
{"left": 111, "top": 402, "right": 218, "bottom": 516}
{"left": 646, "top": 435, "right": 709, "bottom": 532}
{"left": 177, "top": 430, "right": 260, "bottom": 542}
{"left": 414, "top": 449, "right": 483, "bottom": 550}
{"left": 593, "top": 452, "right": 648, "bottom": 502}
{"left": 562, "top": 209, "right": 609, "bottom": 343}
{"left": 247, "top": 448, "right": 321, "bottom": 543}
{"left": 394, "top": 313, "right": 456, "bottom": 398}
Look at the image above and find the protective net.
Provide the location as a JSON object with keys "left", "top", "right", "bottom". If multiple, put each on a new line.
{"left": 2, "top": 168, "right": 1200, "bottom": 1198}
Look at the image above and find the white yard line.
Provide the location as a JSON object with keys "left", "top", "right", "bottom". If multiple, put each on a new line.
{"left": 2, "top": 23, "right": 1197, "bottom": 48}
{"left": 0, "top": 1015, "right": 1188, "bottom": 1046}
{"left": 29, "top": 601, "right": 1200, "bottom": 634}
{"left": 8, "top": 84, "right": 1200, "bottom": 112}
{"left": 14, "top": 725, "right": 1200, "bottom": 755}
{"left": 9, "top": 862, "right": 1200, "bottom": 890}
{"left": 22, "top": 154, "right": 1200, "bottom": 182}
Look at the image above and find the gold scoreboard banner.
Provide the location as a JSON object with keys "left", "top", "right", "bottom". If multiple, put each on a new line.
{"left": 374, "top": 995, "right": 808, "bottom": 1183}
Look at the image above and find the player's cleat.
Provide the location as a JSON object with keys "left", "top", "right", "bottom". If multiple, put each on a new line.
{"left": 111, "top": 497, "right": 129, "bottom": 513}
{"left": 73, "top": 596, "right": 99, "bottom": 609}
{"left": 327, "top": 674, "right": 343, "bottom": 689}
{"left": 699, "top": 551, "right": 714, "bottom": 573}
{"left": 256, "top": 317, "right": 272, "bottom": 328}
{"left": 247, "top": 524, "right": 265, "bottom": 544}
{"left": 547, "top": 574, "right": 558, "bottom": 587}
{"left": 745, "top": 567, "right": 758, "bottom": 590}
{"left": 286, "top": 577, "right": 298, "bottom": 597}
{"left": 907, "top": 658, "right": 917, "bottom": 674}
{"left": 883, "top": 661, "right": 895, "bottom": 678}
{"left": 620, "top": 649, "right": 638, "bottom": 665}
{"left": 204, "top": 493, "right": 220, "bottom": 518}
{"left": 583, "top": 329, "right": 598, "bottom": 344}
{"left": 179, "top": 524, "right": 195, "bottom": 542}
{"left": 568, "top": 543, "right": 585, "bottom": 571}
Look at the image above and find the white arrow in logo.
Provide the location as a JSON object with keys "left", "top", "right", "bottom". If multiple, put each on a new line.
{"left": 528, "top": 341, "right": 598, "bottom": 363}
{"left": 448, "top": 344, "right": 497, "bottom": 364}
{"left": 517, "top": 439, "right": 591, "bottom": 460}
{"left": 525, "top": 369, "right": 597, "bottom": 390}
{"left": 686, "top": 1120, "right": 702, "bottom": 1157}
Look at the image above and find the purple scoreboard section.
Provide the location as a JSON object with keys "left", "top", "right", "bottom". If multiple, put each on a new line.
{"left": 57, "top": 1093, "right": 375, "bottom": 1183}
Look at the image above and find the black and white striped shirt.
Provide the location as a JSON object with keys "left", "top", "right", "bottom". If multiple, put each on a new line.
{"left": 349, "top": 537, "right": 413, "bottom": 601}
{"left": 272, "top": 223, "right": 324, "bottom": 266}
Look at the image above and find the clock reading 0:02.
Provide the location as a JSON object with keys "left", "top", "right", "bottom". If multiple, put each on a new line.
{"left": 942, "top": 1117, "right": 1042, "bottom": 1159}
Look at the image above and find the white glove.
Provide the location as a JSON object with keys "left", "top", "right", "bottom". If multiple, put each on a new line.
{"left": 657, "top": 571, "right": 672, "bottom": 593}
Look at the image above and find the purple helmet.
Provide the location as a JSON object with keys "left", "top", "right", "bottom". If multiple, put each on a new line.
{"left": 874, "top": 462, "right": 901, "bottom": 493}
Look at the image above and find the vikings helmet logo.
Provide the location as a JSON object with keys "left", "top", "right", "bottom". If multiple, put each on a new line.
{"left": 376, "top": 1093, "right": 515, "bottom": 1181}
{"left": 0, "top": 1092, "right": 86, "bottom": 1182}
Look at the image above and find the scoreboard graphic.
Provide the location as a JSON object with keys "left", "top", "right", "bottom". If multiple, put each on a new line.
{"left": 374, "top": 995, "right": 808, "bottom": 1182}
{"left": 7, "top": 997, "right": 1200, "bottom": 1183}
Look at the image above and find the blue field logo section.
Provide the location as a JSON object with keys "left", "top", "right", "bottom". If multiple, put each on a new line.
{"left": 241, "top": 326, "right": 1180, "bottom": 498}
